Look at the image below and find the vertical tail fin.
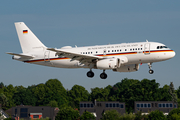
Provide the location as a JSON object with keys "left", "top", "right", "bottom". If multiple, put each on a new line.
{"left": 15, "top": 22, "right": 46, "bottom": 53}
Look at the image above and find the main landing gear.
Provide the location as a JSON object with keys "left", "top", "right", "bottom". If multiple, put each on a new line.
{"left": 87, "top": 70, "right": 107, "bottom": 79}
{"left": 148, "top": 63, "right": 154, "bottom": 74}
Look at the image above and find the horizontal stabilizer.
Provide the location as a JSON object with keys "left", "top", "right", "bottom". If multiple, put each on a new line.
{"left": 6, "top": 52, "right": 34, "bottom": 59}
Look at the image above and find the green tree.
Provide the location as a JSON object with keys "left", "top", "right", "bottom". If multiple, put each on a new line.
{"left": 80, "top": 111, "right": 95, "bottom": 120}
{"left": 0, "top": 93, "right": 8, "bottom": 110}
{"left": 148, "top": 110, "right": 166, "bottom": 120}
{"left": 68, "top": 85, "right": 89, "bottom": 108}
{"left": 168, "top": 108, "right": 180, "bottom": 120}
{"left": 169, "top": 82, "right": 178, "bottom": 103}
{"left": 55, "top": 106, "right": 80, "bottom": 120}
{"left": 45, "top": 79, "right": 68, "bottom": 107}
{"left": 2, "top": 84, "right": 16, "bottom": 109}
{"left": 47, "top": 100, "right": 58, "bottom": 107}
{"left": 101, "top": 109, "right": 120, "bottom": 120}
{"left": 31, "top": 83, "right": 46, "bottom": 106}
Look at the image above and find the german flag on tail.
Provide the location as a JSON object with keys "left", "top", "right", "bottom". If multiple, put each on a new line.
{"left": 23, "top": 30, "right": 28, "bottom": 34}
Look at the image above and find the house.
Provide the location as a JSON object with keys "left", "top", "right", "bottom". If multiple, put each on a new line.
{"left": 134, "top": 101, "right": 178, "bottom": 115}
{"left": 79, "top": 100, "right": 125, "bottom": 120}
{"left": 10, "top": 105, "right": 59, "bottom": 120}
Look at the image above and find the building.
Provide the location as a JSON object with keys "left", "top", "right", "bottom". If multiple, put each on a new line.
{"left": 79, "top": 100, "right": 125, "bottom": 120}
{"left": 0, "top": 108, "right": 9, "bottom": 119}
{"left": 10, "top": 105, "right": 59, "bottom": 120}
{"left": 134, "top": 101, "right": 178, "bottom": 115}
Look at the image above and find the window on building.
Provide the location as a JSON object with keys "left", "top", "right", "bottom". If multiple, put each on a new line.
{"left": 113, "top": 103, "right": 116, "bottom": 107}
{"left": 174, "top": 104, "right": 177, "bottom": 108}
{"left": 170, "top": 103, "right": 173, "bottom": 108}
{"left": 141, "top": 104, "right": 143, "bottom": 108}
{"left": 33, "top": 115, "right": 39, "bottom": 118}
{"left": 137, "top": 104, "right": 140, "bottom": 108}
{"left": 109, "top": 103, "right": 112, "bottom": 107}
{"left": 80, "top": 104, "right": 83, "bottom": 108}
{"left": 106, "top": 103, "right": 108, "bottom": 107}
{"left": 159, "top": 104, "right": 162, "bottom": 108}
{"left": 87, "top": 104, "right": 90, "bottom": 107}
{"left": 144, "top": 104, "right": 147, "bottom": 108}
{"left": 148, "top": 104, "right": 151, "bottom": 108}
{"left": 91, "top": 104, "right": 93, "bottom": 108}
{"left": 120, "top": 104, "right": 124, "bottom": 108}
{"left": 84, "top": 104, "right": 86, "bottom": 108}
{"left": 20, "top": 108, "right": 28, "bottom": 118}
{"left": 116, "top": 103, "right": 119, "bottom": 107}
{"left": 15, "top": 108, "right": 17, "bottom": 115}
{"left": 166, "top": 103, "right": 169, "bottom": 107}
{"left": 163, "top": 104, "right": 165, "bottom": 107}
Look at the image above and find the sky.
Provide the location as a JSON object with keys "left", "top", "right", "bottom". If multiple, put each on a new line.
{"left": 1, "top": 1, "right": 180, "bottom": 92}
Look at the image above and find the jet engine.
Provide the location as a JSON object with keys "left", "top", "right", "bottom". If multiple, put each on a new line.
{"left": 113, "top": 64, "right": 139, "bottom": 72}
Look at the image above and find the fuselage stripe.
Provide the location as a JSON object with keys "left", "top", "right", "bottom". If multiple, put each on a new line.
{"left": 24, "top": 49, "right": 174, "bottom": 63}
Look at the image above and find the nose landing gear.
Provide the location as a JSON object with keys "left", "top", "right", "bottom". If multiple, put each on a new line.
{"left": 148, "top": 63, "right": 154, "bottom": 74}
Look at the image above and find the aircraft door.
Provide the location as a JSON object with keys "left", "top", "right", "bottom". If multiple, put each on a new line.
{"left": 144, "top": 43, "right": 150, "bottom": 54}
{"left": 44, "top": 51, "right": 50, "bottom": 62}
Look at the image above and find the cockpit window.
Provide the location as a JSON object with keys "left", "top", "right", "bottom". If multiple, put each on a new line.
{"left": 157, "top": 46, "right": 168, "bottom": 49}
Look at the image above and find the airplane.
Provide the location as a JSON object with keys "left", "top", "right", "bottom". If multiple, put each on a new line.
{"left": 7, "top": 22, "right": 175, "bottom": 79}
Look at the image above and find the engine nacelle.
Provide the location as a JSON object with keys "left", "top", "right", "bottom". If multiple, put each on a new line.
{"left": 96, "top": 58, "right": 120, "bottom": 70}
{"left": 113, "top": 64, "right": 139, "bottom": 72}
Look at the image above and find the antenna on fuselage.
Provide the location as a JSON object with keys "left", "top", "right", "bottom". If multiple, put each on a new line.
{"left": 146, "top": 39, "right": 148, "bottom": 42}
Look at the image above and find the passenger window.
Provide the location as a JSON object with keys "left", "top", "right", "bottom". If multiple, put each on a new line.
{"left": 157, "top": 46, "right": 159, "bottom": 49}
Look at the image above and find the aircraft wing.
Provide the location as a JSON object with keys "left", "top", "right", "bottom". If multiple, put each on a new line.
{"left": 47, "top": 48, "right": 103, "bottom": 63}
{"left": 6, "top": 52, "right": 34, "bottom": 59}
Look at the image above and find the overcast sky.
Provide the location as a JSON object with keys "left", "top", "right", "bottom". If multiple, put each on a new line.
{"left": 1, "top": 1, "right": 180, "bottom": 92}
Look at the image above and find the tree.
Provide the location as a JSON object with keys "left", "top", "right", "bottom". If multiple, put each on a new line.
{"left": 55, "top": 106, "right": 80, "bottom": 120}
{"left": 148, "top": 110, "right": 166, "bottom": 120}
{"left": 101, "top": 109, "right": 120, "bottom": 120}
{"left": 45, "top": 79, "right": 68, "bottom": 107}
{"left": 47, "top": 100, "right": 58, "bottom": 107}
{"left": 68, "top": 85, "right": 89, "bottom": 108}
{"left": 80, "top": 111, "right": 95, "bottom": 120}
{"left": 2, "top": 84, "right": 16, "bottom": 110}
{"left": 0, "top": 93, "right": 8, "bottom": 110}
{"left": 167, "top": 108, "right": 180, "bottom": 120}
{"left": 169, "top": 82, "right": 178, "bottom": 103}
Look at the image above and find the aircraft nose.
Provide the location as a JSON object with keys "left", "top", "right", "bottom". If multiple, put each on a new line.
{"left": 170, "top": 50, "right": 176, "bottom": 58}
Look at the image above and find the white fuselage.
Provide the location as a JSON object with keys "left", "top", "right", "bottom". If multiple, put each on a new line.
{"left": 22, "top": 42, "right": 175, "bottom": 69}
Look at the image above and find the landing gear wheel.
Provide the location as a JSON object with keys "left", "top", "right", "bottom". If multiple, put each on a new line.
{"left": 87, "top": 71, "right": 94, "bottom": 78}
{"left": 149, "top": 70, "right": 154, "bottom": 74}
{"left": 100, "top": 73, "right": 107, "bottom": 79}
